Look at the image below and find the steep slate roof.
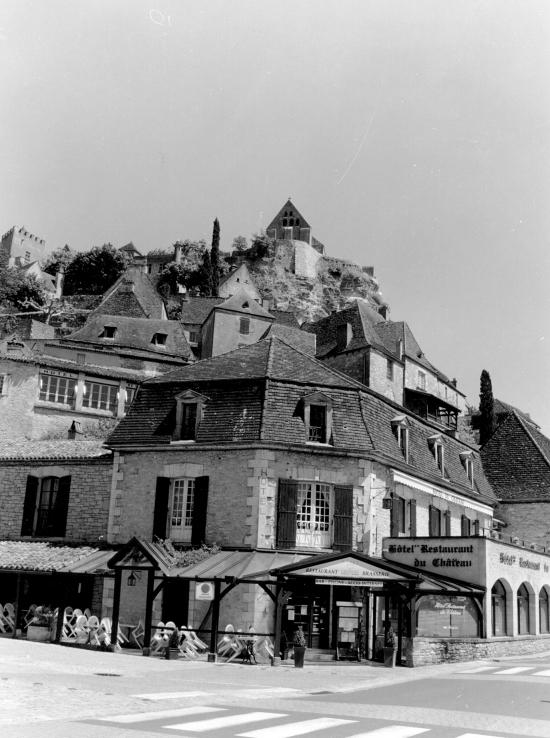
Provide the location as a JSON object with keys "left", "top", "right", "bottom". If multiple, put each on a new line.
{"left": 213, "top": 286, "right": 273, "bottom": 319}
{"left": 270, "top": 310, "right": 300, "bottom": 328}
{"left": 262, "top": 323, "right": 316, "bottom": 355}
{"left": 266, "top": 199, "right": 311, "bottom": 231}
{"left": 481, "top": 412, "right": 550, "bottom": 501}
{"left": 107, "top": 337, "right": 494, "bottom": 504}
{"left": 65, "top": 314, "right": 193, "bottom": 360}
{"left": 179, "top": 297, "right": 224, "bottom": 325}
{"left": 93, "top": 266, "right": 166, "bottom": 319}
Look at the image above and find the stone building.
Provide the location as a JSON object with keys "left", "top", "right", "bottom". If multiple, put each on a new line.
{"left": 0, "top": 226, "right": 46, "bottom": 268}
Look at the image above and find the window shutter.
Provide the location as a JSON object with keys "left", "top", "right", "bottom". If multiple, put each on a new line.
{"left": 191, "top": 476, "right": 209, "bottom": 546}
{"left": 461, "top": 515, "right": 470, "bottom": 536}
{"left": 153, "top": 477, "right": 170, "bottom": 541}
{"left": 21, "top": 476, "right": 38, "bottom": 536}
{"left": 409, "top": 499, "right": 417, "bottom": 536}
{"left": 444, "top": 510, "right": 451, "bottom": 536}
{"left": 429, "top": 505, "right": 440, "bottom": 537}
{"left": 52, "top": 475, "right": 71, "bottom": 537}
{"left": 276, "top": 479, "right": 297, "bottom": 548}
{"left": 390, "top": 500, "right": 399, "bottom": 537}
{"left": 333, "top": 485, "right": 353, "bottom": 551}
{"left": 473, "top": 519, "right": 480, "bottom": 536}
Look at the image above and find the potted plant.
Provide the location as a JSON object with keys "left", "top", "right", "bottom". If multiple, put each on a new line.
{"left": 165, "top": 626, "right": 180, "bottom": 660}
{"left": 293, "top": 626, "right": 306, "bottom": 668}
{"left": 383, "top": 624, "right": 397, "bottom": 668}
{"left": 26, "top": 606, "right": 54, "bottom": 643}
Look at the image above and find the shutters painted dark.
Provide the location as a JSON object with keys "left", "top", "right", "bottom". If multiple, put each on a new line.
{"left": 333, "top": 485, "right": 353, "bottom": 551}
{"left": 461, "top": 515, "right": 471, "bottom": 536}
{"left": 276, "top": 479, "right": 298, "bottom": 548}
{"left": 473, "top": 519, "right": 480, "bottom": 536}
{"left": 429, "top": 505, "right": 441, "bottom": 536}
{"left": 409, "top": 499, "right": 417, "bottom": 537}
{"left": 153, "top": 477, "right": 170, "bottom": 541}
{"left": 21, "top": 476, "right": 38, "bottom": 536}
{"left": 51, "top": 475, "right": 71, "bottom": 537}
{"left": 443, "top": 509, "right": 451, "bottom": 536}
{"left": 191, "top": 476, "right": 209, "bottom": 546}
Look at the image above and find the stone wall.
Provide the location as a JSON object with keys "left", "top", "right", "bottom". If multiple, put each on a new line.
{"left": 408, "top": 634, "right": 550, "bottom": 667}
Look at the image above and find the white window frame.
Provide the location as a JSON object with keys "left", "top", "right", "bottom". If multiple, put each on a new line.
{"left": 82, "top": 379, "right": 118, "bottom": 413}
{"left": 428, "top": 434, "right": 445, "bottom": 476}
{"left": 460, "top": 451, "right": 475, "bottom": 487}
{"left": 296, "top": 481, "right": 332, "bottom": 549}
{"left": 169, "top": 478, "right": 195, "bottom": 542}
{"left": 39, "top": 372, "right": 77, "bottom": 406}
{"left": 391, "top": 415, "right": 410, "bottom": 462}
{"left": 172, "top": 389, "right": 208, "bottom": 442}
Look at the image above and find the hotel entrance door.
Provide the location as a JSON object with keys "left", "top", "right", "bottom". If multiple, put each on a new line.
{"left": 282, "top": 588, "right": 330, "bottom": 649}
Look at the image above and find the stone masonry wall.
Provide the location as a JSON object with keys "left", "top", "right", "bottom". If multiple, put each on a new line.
{"left": 409, "top": 635, "right": 550, "bottom": 667}
{"left": 0, "top": 458, "right": 112, "bottom": 542}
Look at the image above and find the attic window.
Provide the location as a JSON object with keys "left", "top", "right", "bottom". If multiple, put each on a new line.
{"left": 152, "top": 332, "right": 168, "bottom": 347}
{"left": 460, "top": 451, "right": 475, "bottom": 487}
{"left": 391, "top": 415, "right": 410, "bottom": 462}
{"left": 242, "top": 301, "right": 249, "bottom": 309}
{"left": 239, "top": 317, "right": 250, "bottom": 335}
{"left": 428, "top": 434, "right": 445, "bottom": 476}
{"left": 303, "top": 392, "right": 333, "bottom": 445}
{"left": 100, "top": 326, "right": 117, "bottom": 339}
{"left": 173, "top": 390, "right": 208, "bottom": 442}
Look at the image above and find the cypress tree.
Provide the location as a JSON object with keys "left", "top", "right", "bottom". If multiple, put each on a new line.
{"left": 201, "top": 249, "right": 213, "bottom": 296}
{"left": 211, "top": 218, "right": 220, "bottom": 297}
{"left": 479, "top": 369, "right": 495, "bottom": 445}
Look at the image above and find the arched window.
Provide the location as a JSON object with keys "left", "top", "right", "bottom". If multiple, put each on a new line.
{"left": 491, "top": 580, "right": 508, "bottom": 636}
{"left": 517, "top": 583, "right": 530, "bottom": 634}
{"left": 540, "top": 587, "right": 550, "bottom": 634}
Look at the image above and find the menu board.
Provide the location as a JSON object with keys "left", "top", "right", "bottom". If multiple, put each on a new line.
{"left": 416, "top": 595, "right": 480, "bottom": 637}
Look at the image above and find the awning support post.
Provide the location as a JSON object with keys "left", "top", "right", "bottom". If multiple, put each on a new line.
{"left": 208, "top": 579, "right": 221, "bottom": 662}
{"left": 54, "top": 599, "right": 65, "bottom": 643}
{"left": 12, "top": 573, "right": 21, "bottom": 639}
{"left": 142, "top": 568, "right": 155, "bottom": 656}
{"left": 111, "top": 569, "right": 122, "bottom": 653}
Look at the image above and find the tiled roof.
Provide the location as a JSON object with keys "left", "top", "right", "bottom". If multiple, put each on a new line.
{"left": 493, "top": 398, "right": 538, "bottom": 427}
{"left": 0, "top": 541, "right": 114, "bottom": 573}
{"left": 214, "top": 287, "right": 273, "bottom": 319}
{"left": 179, "top": 297, "right": 224, "bottom": 325}
{"left": 93, "top": 266, "right": 166, "bottom": 319}
{"left": 266, "top": 199, "right": 311, "bottom": 231}
{"left": 481, "top": 412, "right": 550, "bottom": 501}
{"left": 65, "top": 314, "right": 193, "bottom": 360}
{"left": 270, "top": 310, "right": 300, "bottom": 328}
{"left": 0, "top": 439, "right": 111, "bottom": 461}
{"left": 262, "top": 324, "right": 316, "bottom": 355}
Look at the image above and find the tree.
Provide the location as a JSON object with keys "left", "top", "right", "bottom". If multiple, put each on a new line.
{"left": 201, "top": 249, "right": 213, "bottom": 296}
{"left": 63, "top": 244, "right": 125, "bottom": 295}
{"left": 0, "top": 266, "right": 46, "bottom": 311}
{"left": 210, "top": 218, "right": 220, "bottom": 297}
{"left": 43, "top": 244, "right": 75, "bottom": 276}
{"left": 479, "top": 369, "right": 495, "bottom": 445}
{"left": 231, "top": 235, "right": 248, "bottom": 253}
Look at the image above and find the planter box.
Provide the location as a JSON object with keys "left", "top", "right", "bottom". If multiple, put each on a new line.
{"left": 293, "top": 646, "right": 306, "bottom": 668}
{"left": 27, "top": 624, "right": 52, "bottom": 643}
{"left": 383, "top": 646, "right": 396, "bottom": 667}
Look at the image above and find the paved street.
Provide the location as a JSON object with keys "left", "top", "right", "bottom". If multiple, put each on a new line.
{"left": 1, "top": 640, "right": 550, "bottom": 737}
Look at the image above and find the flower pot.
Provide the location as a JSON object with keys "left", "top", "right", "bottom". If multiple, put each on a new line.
{"left": 165, "top": 647, "right": 179, "bottom": 660}
{"left": 27, "top": 624, "right": 52, "bottom": 643}
{"left": 383, "top": 646, "right": 396, "bottom": 668}
{"left": 293, "top": 645, "right": 306, "bottom": 668}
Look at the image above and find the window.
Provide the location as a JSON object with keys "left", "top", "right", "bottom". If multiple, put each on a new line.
{"left": 124, "top": 385, "right": 137, "bottom": 413}
{"left": 517, "top": 583, "right": 531, "bottom": 634}
{"left": 39, "top": 373, "right": 76, "bottom": 405}
{"left": 82, "top": 380, "right": 118, "bottom": 413}
{"left": 391, "top": 416, "right": 410, "bottom": 462}
{"left": 99, "top": 325, "right": 117, "bottom": 339}
{"left": 173, "top": 390, "right": 207, "bottom": 441}
{"left": 239, "top": 317, "right": 250, "bottom": 335}
{"left": 303, "top": 393, "right": 333, "bottom": 445}
{"left": 169, "top": 478, "right": 195, "bottom": 542}
{"left": 151, "top": 332, "right": 167, "bottom": 346}
{"left": 386, "top": 359, "right": 393, "bottom": 381}
{"left": 147, "top": 264, "right": 153, "bottom": 274}
{"left": 76, "top": 353, "right": 86, "bottom": 365}
{"left": 188, "top": 331, "right": 199, "bottom": 344}
{"left": 429, "top": 505, "right": 441, "bottom": 536}
{"left": 460, "top": 451, "right": 475, "bottom": 487}
{"left": 25, "top": 250, "right": 31, "bottom": 262}
{"left": 417, "top": 595, "right": 481, "bottom": 637}
{"left": 276, "top": 479, "right": 353, "bottom": 551}
{"left": 21, "top": 475, "right": 71, "bottom": 538}
{"left": 461, "top": 515, "right": 471, "bottom": 536}
{"left": 435, "top": 444, "right": 444, "bottom": 473}
{"left": 417, "top": 370, "right": 426, "bottom": 390}
{"left": 539, "top": 587, "right": 550, "bottom": 634}
{"left": 492, "top": 580, "right": 508, "bottom": 636}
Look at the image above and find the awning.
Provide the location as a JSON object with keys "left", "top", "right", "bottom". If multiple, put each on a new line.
{"left": 171, "top": 550, "right": 312, "bottom": 582}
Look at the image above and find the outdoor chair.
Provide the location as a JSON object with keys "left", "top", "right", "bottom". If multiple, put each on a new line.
{"left": 217, "top": 624, "right": 241, "bottom": 659}
{"left": 131, "top": 620, "right": 144, "bottom": 649}
{"left": 3, "top": 603, "right": 15, "bottom": 633}
{"left": 74, "top": 614, "right": 89, "bottom": 644}
{"left": 185, "top": 624, "right": 208, "bottom": 651}
{"left": 149, "top": 621, "right": 168, "bottom": 655}
{"left": 87, "top": 615, "right": 101, "bottom": 646}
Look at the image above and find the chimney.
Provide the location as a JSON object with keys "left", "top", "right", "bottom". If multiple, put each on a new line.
{"left": 67, "top": 420, "right": 83, "bottom": 440}
{"left": 55, "top": 269, "right": 64, "bottom": 299}
{"left": 378, "top": 304, "right": 389, "bottom": 320}
{"left": 174, "top": 243, "right": 182, "bottom": 264}
{"left": 261, "top": 298, "right": 271, "bottom": 311}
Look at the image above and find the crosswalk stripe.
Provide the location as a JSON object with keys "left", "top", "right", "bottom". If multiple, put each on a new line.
{"left": 166, "top": 712, "right": 286, "bottom": 732}
{"left": 456, "top": 734, "right": 507, "bottom": 737}
{"left": 456, "top": 666, "right": 496, "bottom": 674}
{"left": 135, "top": 691, "right": 210, "bottom": 700}
{"left": 238, "top": 717, "right": 356, "bottom": 737}
{"left": 494, "top": 666, "right": 532, "bottom": 674}
{"left": 345, "top": 727, "right": 429, "bottom": 738}
{"left": 98, "top": 706, "right": 222, "bottom": 724}
{"left": 533, "top": 669, "right": 550, "bottom": 676}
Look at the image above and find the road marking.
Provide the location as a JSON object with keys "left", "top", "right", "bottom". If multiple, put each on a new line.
{"left": 457, "top": 734, "right": 507, "bottom": 738}
{"left": 240, "top": 687, "right": 304, "bottom": 699}
{"left": 135, "top": 691, "right": 210, "bottom": 700}
{"left": 166, "top": 711, "right": 286, "bottom": 732}
{"left": 238, "top": 717, "right": 356, "bottom": 737}
{"left": 98, "top": 706, "right": 222, "bottom": 724}
{"left": 456, "top": 666, "right": 496, "bottom": 674}
{"left": 493, "top": 666, "right": 532, "bottom": 674}
{"left": 533, "top": 669, "right": 550, "bottom": 676}
{"left": 345, "top": 727, "right": 429, "bottom": 738}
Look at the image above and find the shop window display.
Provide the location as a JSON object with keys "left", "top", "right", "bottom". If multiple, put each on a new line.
{"left": 416, "top": 595, "right": 481, "bottom": 638}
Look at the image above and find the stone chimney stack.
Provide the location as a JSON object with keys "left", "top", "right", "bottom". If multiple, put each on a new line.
{"left": 174, "top": 242, "right": 182, "bottom": 264}
{"left": 55, "top": 268, "right": 64, "bottom": 299}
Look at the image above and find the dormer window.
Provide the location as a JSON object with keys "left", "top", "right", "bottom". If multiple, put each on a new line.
{"left": 391, "top": 415, "right": 410, "bottom": 462}
{"left": 303, "top": 392, "right": 333, "bottom": 445}
{"left": 152, "top": 332, "right": 167, "bottom": 347}
{"left": 460, "top": 451, "right": 475, "bottom": 487}
{"left": 173, "top": 390, "right": 208, "bottom": 442}
{"left": 100, "top": 325, "right": 117, "bottom": 339}
{"left": 428, "top": 434, "right": 445, "bottom": 476}
{"left": 239, "top": 317, "right": 250, "bottom": 335}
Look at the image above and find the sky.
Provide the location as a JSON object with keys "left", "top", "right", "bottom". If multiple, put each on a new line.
{"left": 1, "top": 0, "right": 549, "bottom": 432}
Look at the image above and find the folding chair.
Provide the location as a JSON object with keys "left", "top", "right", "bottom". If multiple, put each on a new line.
{"left": 74, "top": 614, "right": 89, "bottom": 644}
{"left": 62, "top": 607, "right": 76, "bottom": 642}
{"left": 4, "top": 603, "right": 16, "bottom": 633}
{"left": 217, "top": 624, "right": 240, "bottom": 659}
{"left": 131, "top": 620, "right": 144, "bottom": 649}
{"left": 0, "top": 604, "right": 8, "bottom": 633}
{"left": 149, "top": 621, "right": 168, "bottom": 655}
{"left": 87, "top": 615, "right": 101, "bottom": 646}
{"left": 186, "top": 624, "right": 208, "bottom": 652}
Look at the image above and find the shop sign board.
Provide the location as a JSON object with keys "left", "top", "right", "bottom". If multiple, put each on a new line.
{"left": 293, "top": 557, "right": 406, "bottom": 582}
{"left": 316, "top": 578, "right": 384, "bottom": 587}
{"left": 383, "top": 537, "right": 485, "bottom": 585}
{"left": 195, "top": 581, "right": 215, "bottom": 601}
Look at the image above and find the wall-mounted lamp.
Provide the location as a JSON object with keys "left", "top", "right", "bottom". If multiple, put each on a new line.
{"left": 127, "top": 570, "right": 141, "bottom": 587}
